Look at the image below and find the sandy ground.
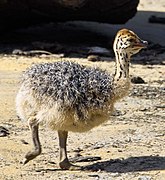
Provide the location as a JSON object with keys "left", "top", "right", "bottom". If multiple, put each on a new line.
{"left": 0, "top": 0, "right": 165, "bottom": 179}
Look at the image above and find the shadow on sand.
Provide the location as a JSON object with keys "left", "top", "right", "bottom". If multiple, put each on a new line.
{"left": 34, "top": 155, "right": 165, "bottom": 173}
{"left": 83, "top": 155, "right": 165, "bottom": 173}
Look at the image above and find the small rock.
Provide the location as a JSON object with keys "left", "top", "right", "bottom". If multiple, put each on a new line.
{"left": 92, "top": 143, "right": 105, "bottom": 149}
{"left": 131, "top": 76, "right": 145, "bottom": 84}
{"left": 112, "top": 110, "right": 126, "bottom": 116}
{"left": 155, "top": 105, "right": 165, "bottom": 109}
{"left": 138, "top": 175, "right": 152, "bottom": 180}
{"left": 73, "top": 148, "right": 83, "bottom": 153}
{"left": 48, "top": 161, "right": 56, "bottom": 164}
{"left": 118, "top": 149, "right": 123, "bottom": 152}
{"left": 112, "top": 144, "right": 119, "bottom": 148}
{"left": 0, "top": 126, "right": 9, "bottom": 137}
{"left": 87, "top": 55, "right": 101, "bottom": 62}
{"left": 139, "top": 108, "right": 148, "bottom": 111}
{"left": 88, "top": 174, "right": 100, "bottom": 178}
{"left": 20, "top": 139, "right": 29, "bottom": 144}
{"left": 70, "top": 156, "right": 101, "bottom": 163}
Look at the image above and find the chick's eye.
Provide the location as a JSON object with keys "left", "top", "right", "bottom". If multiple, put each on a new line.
{"left": 129, "top": 38, "right": 134, "bottom": 42}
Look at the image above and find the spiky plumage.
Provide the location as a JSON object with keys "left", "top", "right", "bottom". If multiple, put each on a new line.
{"left": 23, "top": 61, "right": 114, "bottom": 108}
{"left": 16, "top": 61, "right": 115, "bottom": 132}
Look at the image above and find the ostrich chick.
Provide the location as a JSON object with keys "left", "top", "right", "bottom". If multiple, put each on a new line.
{"left": 16, "top": 29, "right": 147, "bottom": 170}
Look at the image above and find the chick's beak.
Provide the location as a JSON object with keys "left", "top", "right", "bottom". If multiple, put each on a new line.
{"left": 135, "top": 40, "right": 148, "bottom": 48}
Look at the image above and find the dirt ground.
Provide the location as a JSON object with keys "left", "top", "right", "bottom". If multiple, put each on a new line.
{"left": 0, "top": 0, "right": 165, "bottom": 180}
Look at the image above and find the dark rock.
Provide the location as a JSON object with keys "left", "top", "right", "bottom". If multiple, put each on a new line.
{"left": 88, "top": 55, "right": 101, "bottom": 62}
{"left": 0, "top": 126, "right": 9, "bottom": 137}
{"left": 149, "top": 15, "right": 165, "bottom": 24}
{"left": 0, "top": 0, "right": 139, "bottom": 32}
{"left": 20, "top": 139, "right": 29, "bottom": 144}
{"left": 88, "top": 174, "right": 100, "bottom": 178}
{"left": 70, "top": 155, "right": 101, "bottom": 162}
{"left": 131, "top": 76, "right": 145, "bottom": 84}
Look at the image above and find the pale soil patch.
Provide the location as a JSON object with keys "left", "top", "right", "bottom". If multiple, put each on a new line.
{"left": 0, "top": 55, "right": 164, "bottom": 179}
